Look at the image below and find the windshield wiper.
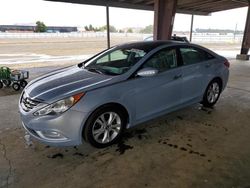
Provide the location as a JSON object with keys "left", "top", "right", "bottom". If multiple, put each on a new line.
{"left": 85, "top": 67, "right": 104, "bottom": 75}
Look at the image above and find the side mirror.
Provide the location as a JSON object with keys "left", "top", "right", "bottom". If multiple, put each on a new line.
{"left": 136, "top": 67, "right": 158, "bottom": 77}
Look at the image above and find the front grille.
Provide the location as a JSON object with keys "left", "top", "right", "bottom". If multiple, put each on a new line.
{"left": 21, "top": 92, "right": 40, "bottom": 112}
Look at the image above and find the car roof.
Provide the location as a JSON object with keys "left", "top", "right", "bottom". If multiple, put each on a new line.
{"left": 116, "top": 40, "right": 187, "bottom": 52}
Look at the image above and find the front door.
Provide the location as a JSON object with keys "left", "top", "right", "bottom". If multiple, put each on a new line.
{"left": 132, "top": 47, "right": 183, "bottom": 122}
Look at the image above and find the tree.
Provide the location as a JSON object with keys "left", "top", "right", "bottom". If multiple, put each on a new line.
{"left": 89, "top": 24, "right": 94, "bottom": 31}
{"left": 84, "top": 25, "right": 89, "bottom": 31}
{"left": 99, "top": 25, "right": 107, "bottom": 32}
{"left": 109, "top": 25, "right": 117, "bottom": 33}
{"left": 94, "top": 27, "right": 100, "bottom": 32}
{"left": 84, "top": 25, "right": 118, "bottom": 33}
{"left": 35, "top": 21, "right": 47, "bottom": 33}
{"left": 99, "top": 25, "right": 117, "bottom": 32}
{"left": 140, "top": 25, "right": 153, "bottom": 34}
{"left": 84, "top": 24, "right": 101, "bottom": 32}
{"left": 127, "top": 28, "right": 133, "bottom": 33}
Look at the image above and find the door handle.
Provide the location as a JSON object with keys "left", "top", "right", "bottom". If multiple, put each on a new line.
{"left": 173, "top": 74, "right": 182, "bottom": 80}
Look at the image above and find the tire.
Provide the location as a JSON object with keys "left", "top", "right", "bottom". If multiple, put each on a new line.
{"left": 20, "top": 80, "right": 28, "bottom": 88}
{"left": 2, "top": 80, "right": 11, "bottom": 87}
{"left": 12, "top": 83, "right": 21, "bottom": 91}
{"left": 0, "top": 82, "right": 3, "bottom": 89}
{"left": 84, "top": 106, "right": 127, "bottom": 148}
{"left": 202, "top": 79, "right": 222, "bottom": 108}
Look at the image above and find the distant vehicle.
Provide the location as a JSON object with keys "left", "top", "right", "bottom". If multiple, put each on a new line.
{"left": 144, "top": 35, "right": 189, "bottom": 43}
{"left": 19, "top": 41, "right": 229, "bottom": 148}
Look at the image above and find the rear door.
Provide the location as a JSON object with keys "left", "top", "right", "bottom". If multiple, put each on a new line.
{"left": 179, "top": 46, "right": 216, "bottom": 104}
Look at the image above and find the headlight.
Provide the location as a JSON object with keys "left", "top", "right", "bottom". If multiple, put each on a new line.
{"left": 34, "top": 93, "right": 84, "bottom": 116}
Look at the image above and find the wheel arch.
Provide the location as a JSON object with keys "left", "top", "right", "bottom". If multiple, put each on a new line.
{"left": 201, "top": 76, "right": 223, "bottom": 107}
{"left": 210, "top": 77, "right": 223, "bottom": 90}
{"left": 81, "top": 102, "right": 130, "bottom": 141}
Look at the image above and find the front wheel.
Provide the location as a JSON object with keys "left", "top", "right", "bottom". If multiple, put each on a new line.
{"left": 202, "top": 79, "right": 221, "bottom": 108}
{"left": 84, "top": 107, "right": 126, "bottom": 148}
{"left": 0, "top": 81, "right": 3, "bottom": 89}
{"left": 20, "top": 80, "right": 28, "bottom": 88}
{"left": 12, "top": 83, "right": 21, "bottom": 91}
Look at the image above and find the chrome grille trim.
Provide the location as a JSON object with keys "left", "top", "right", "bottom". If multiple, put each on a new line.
{"left": 21, "top": 92, "right": 40, "bottom": 112}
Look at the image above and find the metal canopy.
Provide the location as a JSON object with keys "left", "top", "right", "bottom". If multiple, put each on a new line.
{"left": 46, "top": 0, "right": 248, "bottom": 15}
{"left": 45, "top": 0, "right": 250, "bottom": 57}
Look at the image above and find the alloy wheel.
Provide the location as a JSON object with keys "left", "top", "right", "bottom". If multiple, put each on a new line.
{"left": 207, "top": 82, "right": 220, "bottom": 103}
{"left": 92, "top": 112, "right": 121, "bottom": 144}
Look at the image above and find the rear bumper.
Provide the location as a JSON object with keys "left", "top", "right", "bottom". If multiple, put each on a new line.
{"left": 221, "top": 68, "right": 229, "bottom": 91}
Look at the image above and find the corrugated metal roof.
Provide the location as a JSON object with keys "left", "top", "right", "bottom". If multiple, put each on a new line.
{"left": 46, "top": 0, "right": 249, "bottom": 15}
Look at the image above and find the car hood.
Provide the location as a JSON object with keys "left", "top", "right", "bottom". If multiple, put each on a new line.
{"left": 25, "top": 65, "right": 115, "bottom": 102}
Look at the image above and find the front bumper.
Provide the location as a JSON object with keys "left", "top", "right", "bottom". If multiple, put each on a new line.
{"left": 20, "top": 108, "right": 89, "bottom": 147}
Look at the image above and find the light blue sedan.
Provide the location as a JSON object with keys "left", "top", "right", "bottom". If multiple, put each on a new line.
{"left": 19, "top": 41, "right": 229, "bottom": 148}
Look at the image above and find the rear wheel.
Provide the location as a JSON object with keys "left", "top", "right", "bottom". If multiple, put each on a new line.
{"left": 0, "top": 81, "right": 3, "bottom": 89}
{"left": 2, "top": 80, "right": 11, "bottom": 87}
{"left": 202, "top": 79, "right": 221, "bottom": 107}
{"left": 84, "top": 106, "right": 126, "bottom": 148}
{"left": 12, "top": 83, "right": 21, "bottom": 91}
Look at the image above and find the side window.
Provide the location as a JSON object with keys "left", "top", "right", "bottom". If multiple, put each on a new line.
{"left": 143, "top": 48, "right": 177, "bottom": 72}
{"left": 180, "top": 47, "right": 214, "bottom": 65}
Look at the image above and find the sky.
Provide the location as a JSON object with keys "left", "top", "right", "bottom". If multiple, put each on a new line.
{"left": 0, "top": 0, "right": 248, "bottom": 31}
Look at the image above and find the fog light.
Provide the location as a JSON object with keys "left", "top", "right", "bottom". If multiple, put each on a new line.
{"left": 36, "top": 130, "right": 67, "bottom": 140}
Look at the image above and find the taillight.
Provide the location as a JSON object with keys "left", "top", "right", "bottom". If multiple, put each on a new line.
{"left": 224, "top": 60, "right": 230, "bottom": 68}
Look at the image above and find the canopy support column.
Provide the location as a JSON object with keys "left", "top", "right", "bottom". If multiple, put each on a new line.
{"left": 237, "top": 4, "right": 250, "bottom": 60}
{"left": 190, "top": 14, "right": 194, "bottom": 42}
{"left": 153, "top": 0, "right": 177, "bottom": 40}
{"left": 106, "top": 5, "right": 111, "bottom": 49}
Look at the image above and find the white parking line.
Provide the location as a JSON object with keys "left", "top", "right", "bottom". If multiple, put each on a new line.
{"left": 0, "top": 53, "right": 92, "bottom": 64}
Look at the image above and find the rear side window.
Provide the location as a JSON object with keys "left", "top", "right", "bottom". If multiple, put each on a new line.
{"left": 143, "top": 48, "right": 177, "bottom": 72}
{"left": 180, "top": 47, "right": 214, "bottom": 65}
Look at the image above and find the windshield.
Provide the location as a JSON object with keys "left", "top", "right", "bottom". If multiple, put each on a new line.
{"left": 84, "top": 47, "right": 147, "bottom": 75}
